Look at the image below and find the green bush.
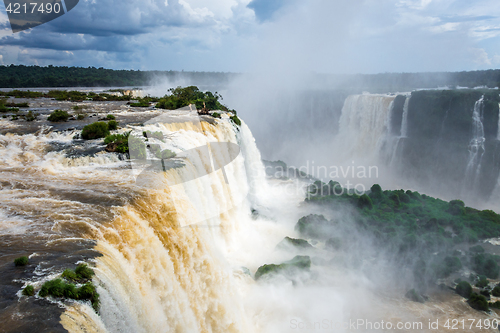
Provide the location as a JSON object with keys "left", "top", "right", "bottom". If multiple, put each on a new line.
{"left": 472, "top": 253, "right": 500, "bottom": 279}
{"left": 106, "top": 114, "right": 115, "bottom": 120}
{"left": 39, "top": 279, "right": 66, "bottom": 298}
{"left": 25, "top": 110, "right": 36, "bottom": 121}
{"left": 81, "top": 122, "right": 109, "bottom": 140}
{"left": 468, "top": 293, "right": 489, "bottom": 311}
{"left": 405, "top": 289, "right": 425, "bottom": 303}
{"left": 371, "top": 184, "right": 382, "bottom": 193}
{"left": 255, "top": 256, "right": 311, "bottom": 280}
{"left": 358, "top": 194, "right": 373, "bottom": 209}
{"left": 104, "top": 132, "right": 130, "bottom": 154}
{"left": 157, "top": 149, "right": 176, "bottom": 159}
{"left": 492, "top": 285, "right": 500, "bottom": 297}
{"left": 77, "top": 114, "right": 85, "bottom": 120}
{"left": 129, "top": 136, "right": 146, "bottom": 159}
{"left": 143, "top": 131, "right": 164, "bottom": 142}
{"left": 456, "top": 281, "right": 473, "bottom": 298}
{"left": 75, "top": 264, "right": 94, "bottom": 280}
{"left": 476, "top": 278, "right": 489, "bottom": 288}
{"left": 14, "top": 256, "right": 29, "bottom": 266}
{"left": 47, "top": 110, "right": 69, "bottom": 122}
{"left": 22, "top": 285, "right": 35, "bottom": 296}
{"left": 62, "top": 269, "right": 78, "bottom": 281}
{"left": 107, "top": 120, "right": 118, "bottom": 130}
{"left": 230, "top": 115, "right": 241, "bottom": 126}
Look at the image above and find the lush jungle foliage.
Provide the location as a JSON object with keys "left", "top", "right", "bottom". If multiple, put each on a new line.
{"left": 156, "top": 86, "right": 234, "bottom": 112}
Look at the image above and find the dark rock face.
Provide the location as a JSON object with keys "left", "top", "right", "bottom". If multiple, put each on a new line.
{"left": 394, "top": 90, "right": 500, "bottom": 202}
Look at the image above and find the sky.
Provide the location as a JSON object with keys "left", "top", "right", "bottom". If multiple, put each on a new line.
{"left": 0, "top": 0, "right": 499, "bottom": 74}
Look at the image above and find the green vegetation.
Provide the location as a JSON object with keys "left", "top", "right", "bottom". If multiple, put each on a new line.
{"left": 47, "top": 109, "right": 70, "bottom": 122}
{"left": 25, "top": 110, "right": 36, "bottom": 122}
{"left": 37, "top": 263, "right": 100, "bottom": 312}
{"left": 255, "top": 255, "right": 311, "bottom": 280}
{"left": 129, "top": 136, "right": 147, "bottom": 159}
{"left": 62, "top": 264, "right": 95, "bottom": 283}
{"left": 156, "top": 86, "right": 233, "bottom": 112}
{"left": 468, "top": 293, "right": 489, "bottom": 312}
{"left": 14, "top": 256, "right": 29, "bottom": 266}
{"left": 472, "top": 253, "right": 500, "bottom": 279}
{"left": 0, "top": 65, "right": 237, "bottom": 88}
{"left": 492, "top": 285, "right": 500, "bottom": 297}
{"left": 106, "top": 114, "right": 115, "bottom": 120}
{"left": 104, "top": 132, "right": 130, "bottom": 154}
{"left": 1, "top": 65, "right": 499, "bottom": 91}
{"left": 22, "top": 285, "right": 35, "bottom": 297}
{"left": 277, "top": 237, "right": 313, "bottom": 249}
{"left": 0, "top": 99, "right": 22, "bottom": 112}
{"left": 77, "top": 114, "right": 85, "bottom": 120}
{"left": 306, "top": 182, "right": 500, "bottom": 249}
{"left": 143, "top": 131, "right": 164, "bottom": 142}
{"left": 211, "top": 112, "right": 221, "bottom": 118}
{"left": 81, "top": 122, "right": 110, "bottom": 140}
{"left": 456, "top": 281, "right": 472, "bottom": 298}
{"left": 107, "top": 120, "right": 118, "bottom": 130}
{"left": 405, "top": 289, "right": 425, "bottom": 303}
{"left": 230, "top": 115, "right": 241, "bottom": 126}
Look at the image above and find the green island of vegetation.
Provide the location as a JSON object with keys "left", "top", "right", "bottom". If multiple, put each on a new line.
{"left": 285, "top": 180, "right": 500, "bottom": 312}
{"left": 21, "top": 263, "right": 100, "bottom": 312}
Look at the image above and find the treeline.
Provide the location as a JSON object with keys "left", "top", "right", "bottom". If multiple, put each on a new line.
{"left": 329, "top": 69, "right": 500, "bottom": 92}
{"left": 0, "top": 65, "right": 237, "bottom": 88}
{"left": 0, "top": 65, "right": 499, "bottom": 90}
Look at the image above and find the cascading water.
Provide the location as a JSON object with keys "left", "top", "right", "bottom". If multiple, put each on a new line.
{"left": 497, "top": 99, "right": 500, "bottom": 141}
{"left": 387, "top": 95, "right": 410, "bottom": 168}
{"left": 463, "top": 95, "right": 486, "bottom": 195}
{"left": 334, "top": 94, "right": 395, "bottom": 164}
{"left": 400, "top": 96, "right": 410, "bottom": 138}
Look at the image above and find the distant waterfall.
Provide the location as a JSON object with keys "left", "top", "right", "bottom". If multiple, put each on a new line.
{"left": 400, "top": 96, "right": 410, "bottom": 138}
{"left": 335, "top": 94, "right": 395, "bottom": 163}
{"left": 497, "top": 100, "right": 500, "bottom": 141}
{"left": 463, "top": 95, "right": 486, "bottom": 193}
{"left": 388, "top": 95, "right": 411, "bottom": 167}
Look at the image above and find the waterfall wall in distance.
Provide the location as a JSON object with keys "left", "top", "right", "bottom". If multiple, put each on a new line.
{"left": 332, "top": 90, "right": 500, "bottom": 208}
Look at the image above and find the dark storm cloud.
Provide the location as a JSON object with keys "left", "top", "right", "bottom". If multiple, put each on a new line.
{"left": 0, "top": 30, "right": 132, "bottom": 52}
{"left": 47, "top": 0, "right": 217, "bottom": 36}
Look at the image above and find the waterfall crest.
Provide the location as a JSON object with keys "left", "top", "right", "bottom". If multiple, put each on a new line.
{"left": 335, "top": 94, "right": 395, "bottom": 163}
{"left": 61, "top": 118, "right": 267, "bottom": 333}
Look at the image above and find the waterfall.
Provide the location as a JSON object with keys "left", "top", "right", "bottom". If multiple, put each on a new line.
{"left": 400, "top": 95, "right": 410, "bottom": 138}
{"left": 334, "top": 94, "right": 395, "bottom": 163}
{"left": 497, "top": 100, "right": 500, "bottom": 141}
{"left": 463, "top": 95, "right": 486, "bottom": 194}
{"left": 57, "top": 116, "right": 269, "bottom": 333}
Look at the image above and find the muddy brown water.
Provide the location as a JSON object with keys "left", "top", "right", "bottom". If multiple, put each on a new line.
{"left": 0, "top": 98, "right": 160, "bottom": 332}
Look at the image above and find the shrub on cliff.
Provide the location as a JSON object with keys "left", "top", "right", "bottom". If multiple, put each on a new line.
{"left": 230, "top": 115, "right": 241, "bottom": 126}
{"left": 81, "top": 122, "right": 110, "bottom": 140}
{"left": 255, "top": 256, "right": 311, "bottom": 280}
{"left": 358, "top": 194, "right": 373, "bottom": 209}
{"left": 47, "top": 110, "right": 69, "bottom": 122}
{"left": 468, "top": 293, "right": 489, "bottom": 311}
{"left": 472, "top": 253, "right": 499, "bottom": 279}
{"left": 456, "top": 281, "right": 472, "bottom": 298}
